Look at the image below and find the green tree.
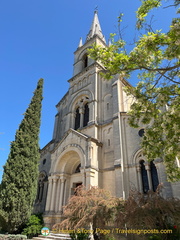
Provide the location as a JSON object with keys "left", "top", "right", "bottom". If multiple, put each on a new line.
{"left": 0, "top": 78, "right": 43, "bottom": 233}
{"left": 21, "top": 214, "right": 43, "bottom": 239}
{"left": 89, "top": 0, "right": 180, "bottom": 181}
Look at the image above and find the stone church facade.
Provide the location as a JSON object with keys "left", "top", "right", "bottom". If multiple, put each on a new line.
{"left": 34, "top": 11, "right": 180, "bottom": 228}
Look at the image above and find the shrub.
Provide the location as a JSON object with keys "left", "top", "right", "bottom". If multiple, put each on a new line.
{"left": 69, "top": 232, "right": 89, "bottom": 240}
{"left": 21, "top": 214, "right": 43, "bottom": 239}
{"left": 0, "top": 234, "right": 27, "bottom": 240}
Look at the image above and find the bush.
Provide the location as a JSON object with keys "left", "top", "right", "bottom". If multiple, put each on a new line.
{"left": 69, "top": 232, "right": 89, "bottom": 240}
{"left": 21, "top": 214, "right": 43, "bottom": 239}
{"left": 148, "top": 235, "right": 162, "bottom": 240}
{"left": 0, "top": 234, "right": 27, "bottom": 240}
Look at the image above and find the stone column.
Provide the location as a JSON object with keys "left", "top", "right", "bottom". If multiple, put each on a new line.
{"left": 88, "top": 101, "right": 94, "bottom": 124}
{"left": 58, "top": 178, "right": 66, "bottom": 212}
{"left": 137, "top": 166, "right": 142, "bottom": 193}
{"left": 71, "top": 112, "right": 76, "bottom": 129}
{"left": 63, "top": 180, "right": 67, "bottom": 206}
{"left": 80, "top": 168, "right": 86, "bottom": 186}
{"left": 55, "top": 177, "right": 61, "bottom": 212}
{"left": 50, "top": 176, "right": 58, "bottom": 212}
{"left": 85, "top": 168, "right": 96, "bottom": 187}
{"left": 52, "top": 114, "right": 59, "bottom": 140}
{"left": 146, "top": 165, "right": 153, "bottom": 190}
{"left": 39, "top": 181, "right": 44, "bottom": 201}
{"left": 45, "top": 177, "right": 53, "bottom": 212}
{"left": 79, "top": 107, "right": 84, "bottom": 128}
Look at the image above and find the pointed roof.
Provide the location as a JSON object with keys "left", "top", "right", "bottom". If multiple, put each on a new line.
{"left": 78, "top": 37, "right": 83, "bottom": 48}
{"left": 86, "top": 11, "right": 106, "bottom": 43}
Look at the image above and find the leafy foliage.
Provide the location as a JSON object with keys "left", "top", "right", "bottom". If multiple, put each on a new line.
{"left": 0, "top": 79, "right": 43, "bottom": 233}
{"left": 115, "top": 188, "right": 180, "bottom": 240}
{"left": 88, "top": 0, "right": 180, "bottom": 181}
{"left": 53, "top": 187, "right": 180, "bottom": 240}
{"left": 0, "top": 234, "right": 27, "bottom": 240}
{"left": 21, "top": 214, "right": 43, "bottom": 239}
{"left": 53, "top": 186, "right": 122, "bottom": 232}
{"left": 69, "top": 232, "right": 89, "bottom": 240}
{"left": 116, "top": 188, "right": 180, "bottom": 231}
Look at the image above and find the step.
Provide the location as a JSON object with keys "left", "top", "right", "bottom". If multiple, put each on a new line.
{"left": 33, "top": 233, "right": 71, "bottom": 240}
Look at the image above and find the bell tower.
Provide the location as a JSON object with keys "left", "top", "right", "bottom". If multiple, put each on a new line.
{"left": 73, "top": 10, "right": 107, "bottom": 76}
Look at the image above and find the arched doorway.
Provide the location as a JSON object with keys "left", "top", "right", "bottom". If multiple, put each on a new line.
{"left": 45, "top": 149, "right": 84, "bottom": 213}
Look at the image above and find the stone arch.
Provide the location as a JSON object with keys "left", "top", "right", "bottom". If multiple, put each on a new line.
{"left": 69, "top": 89, "right": 94, "bottom": 112}
{"left": 77, "top": 48, "right": 90, "bottom": 62}
{"left": 36, "top": 171, "right": 47, "bottom": 203}
{"left": 69, "top": 90, "right": 93, "bottom": 129}
{"left": 132, "top": 148, "right": 145, "bottom": 166}
{"left": 74, "top": 48, "right": 91, "bottom": 72}
{"left": 53, "top": 145, "right": 85, "bottom": 174}
{"left": 58, "top": 151, "right": 80, "bottom": 174}
{"left": 133, "top": 149, "right": 159, "bottom": 193}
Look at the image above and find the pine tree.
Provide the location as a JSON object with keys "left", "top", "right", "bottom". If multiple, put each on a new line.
{"left": 0, "top": 78, "right": 43, "bottom": 233}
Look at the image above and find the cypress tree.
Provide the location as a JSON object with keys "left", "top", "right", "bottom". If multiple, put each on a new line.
{"left": 0, "top": 78, "right": 43, "bottom": 233}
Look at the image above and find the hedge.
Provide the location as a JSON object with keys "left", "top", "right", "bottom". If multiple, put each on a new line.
{"left": 0, "top": 234, "right": 27, "bottom": 240}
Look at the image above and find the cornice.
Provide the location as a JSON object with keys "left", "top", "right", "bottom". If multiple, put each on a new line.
{"left": 68, "top": 62, "right": 105, "bottom": 83}
{"left": 74, "top": 35, "right": 107, "bottom": 54}
{"left": 56, "top": 91, "right": 69, "bottom": 108}
{"left": 51, "top": 128, "right": 102, "bottom": 153}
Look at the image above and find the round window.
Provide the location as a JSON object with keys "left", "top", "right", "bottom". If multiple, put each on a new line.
{"left": 138, "top": 128, "right": 145, "bottom": 137}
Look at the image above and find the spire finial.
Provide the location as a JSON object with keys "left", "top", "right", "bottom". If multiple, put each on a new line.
{"left": 86, "top": 10, "right": 106, "bottom": 43}
{"left": 94, "top": 6, "right": 98, "bottom": 13}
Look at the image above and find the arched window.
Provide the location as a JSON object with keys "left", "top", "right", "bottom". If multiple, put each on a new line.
{"left": 150, "top": 161, "right": 159, "bottom": 192}
{"left": 83, "top": 54, "right": 88, "bottom": 68}
{"left": 75, "top": 107, "right": 80, "bottom": 130}
{"left": 83, "top": 103, "right": 89, "bottom": 127}
{"left": 140, "top": 160, "right": 149, "bottom": 194}
{"left": 36, "top": 172, "right": 47, "bottom": 203}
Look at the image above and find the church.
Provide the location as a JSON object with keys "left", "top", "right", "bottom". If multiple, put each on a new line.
{"left": 34, "top": 11, "right": 180, "bottom": 228}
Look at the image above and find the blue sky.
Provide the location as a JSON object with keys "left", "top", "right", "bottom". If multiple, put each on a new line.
{"left": 0, "top": 0, "right": 177, "bottom": 182}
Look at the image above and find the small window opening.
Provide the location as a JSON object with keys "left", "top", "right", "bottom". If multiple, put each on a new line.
{"left": 83, "top": 54, "right": 88, "bottom": 69}
{"left": 83, "top": 103, "right": 89, "bottom": 127}
{"left": 75, "top": 107, "right": 80, "bottom": 130}
{"left": 138, "top": 128, "right": 145, "bottom": 137}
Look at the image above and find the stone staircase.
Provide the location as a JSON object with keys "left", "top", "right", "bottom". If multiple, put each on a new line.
{"left": 33, "top": 233, "right": 71, "bottom": 240}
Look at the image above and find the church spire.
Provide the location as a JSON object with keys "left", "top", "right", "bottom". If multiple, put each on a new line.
{"left": 86, "top": 10, "right": 106, "bottom": 43}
